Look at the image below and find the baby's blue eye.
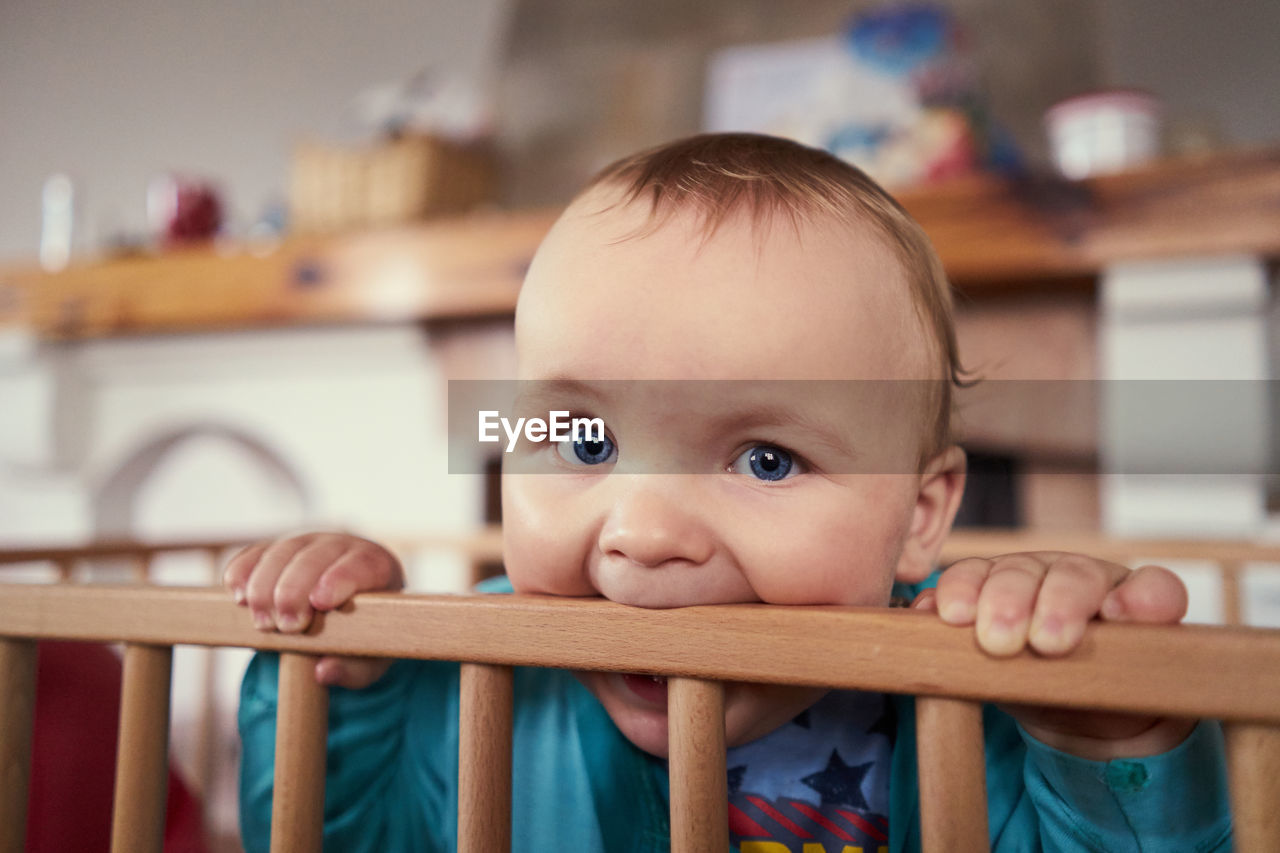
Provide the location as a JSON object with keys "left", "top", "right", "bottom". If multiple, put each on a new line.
{"left": 555, "top": 433, "right": 617, "bottom": 466}
{"left": 731, "top": 445, "right": 797, "bottom": 481}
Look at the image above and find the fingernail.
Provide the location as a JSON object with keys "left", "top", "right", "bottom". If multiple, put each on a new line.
{"left": 1101, "top": 596, "right": 1125, "bottom": 620}
{"left": 233, "top": 587, "right": 246, "bottom": 605}
{"left": 1029, "top": 614, "right": 1061, "bottom": 643}
{"left": 252, "top": 610, "right": 272, "bottom": 631}
{"left": 1029, "top": 614, "right": 1079, "bottom": 654}
{"left": 979, "top": 615, "right": 1025, "bottom": 656}
{"left": 276, "top": 613, "right": 300, "bottom": 632}
{"left": 938, "top": 598, "right": 975, "bottom": 624}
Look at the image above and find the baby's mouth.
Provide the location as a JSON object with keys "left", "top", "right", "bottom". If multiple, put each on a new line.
{"left": 621, "top": 672, "right": 668, "bottom": 705}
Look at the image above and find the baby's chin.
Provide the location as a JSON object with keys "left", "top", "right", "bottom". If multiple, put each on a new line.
{"left": 573, "top": 670, "right": 827, "bottom": 759}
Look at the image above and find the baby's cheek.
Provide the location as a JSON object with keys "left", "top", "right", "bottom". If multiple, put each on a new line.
{"left": 735, "top": 514, "right": 900, "bottom": 607}
{"left": 501, "top": 475, "right": 596, "bottom": 596}
{"left": 750, "top": 561, "right": 894, "bottom": 607}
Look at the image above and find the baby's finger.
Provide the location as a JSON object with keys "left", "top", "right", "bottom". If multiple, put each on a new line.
{"left": 975, "top": 554, "right": 1050, "bottom": 656}
{"left": 1101, "top": 564, "right": 1188, "bottom": 624}
{"left": 310, "top": 542, "right": 403, "bottom": 611}
{"left": 223, "top": 542, "right": 269, "bottom": 604}
{"left": 933, "top": 558, "right": 993, "bottom": 624}
{"left": 243, "top": 537, "right": 313, "bottom": 630}
{"left": 911, "top": 588, "right": 938, "bottom": 612}
{"left": 315, "top": 655, "right": 393, "bottom": 689}
{"left": 272, "top": 537, "right": 353, "bottom": 633}
{"left": 1029, "top": 554, "right": 1128, "bottom": 655}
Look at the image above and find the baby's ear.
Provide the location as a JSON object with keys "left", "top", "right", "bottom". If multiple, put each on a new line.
{"left": 895, "top": 446, "right": 966, "bottom": 584}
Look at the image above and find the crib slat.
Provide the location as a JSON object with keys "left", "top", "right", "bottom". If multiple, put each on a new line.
{"left": 111, "top": 643, "right": 173, "bottom": 853}
{"left": 0, "top": 639, "right": 37, "bottom": 853}
{"left": 271, "top": 653, "right": 329, "bottom": 853}
{"left": 916, "top": 696, "right": 988, "bottom": 853}
{"left": 458, "top": 663, "right": 513, "bottom": 853}
{"left": 1219, "top": 561, "right": 1243, "bottom": 626}
{"left": 668, "top": 677, "right": 728, "bottom": 853}
{"left": 1225, "top": 722, "right": 1280, "bottom": 852}
{"left": 131, "top": 553, "right": 152, "bottom": 583}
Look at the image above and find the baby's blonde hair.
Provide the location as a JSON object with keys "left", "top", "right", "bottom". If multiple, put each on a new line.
{"left": 581, "top": 132, "right": 963, "bottom": 456}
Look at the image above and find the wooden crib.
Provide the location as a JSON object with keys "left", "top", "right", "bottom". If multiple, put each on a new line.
{"left": 2, "top": 534, "right": 1280, "bottom": 853}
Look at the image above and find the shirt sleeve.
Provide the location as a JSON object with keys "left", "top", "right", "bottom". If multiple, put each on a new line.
{"left": 238, "top": 653, "right": 455, "bottom": 853}
{"left": 1018, "top": 719, "right": 1232, "bottom": 853}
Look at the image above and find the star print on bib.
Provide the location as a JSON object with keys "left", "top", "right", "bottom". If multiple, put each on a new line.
{"left": 725, "top": 691, "right": 892, "bottom": 853}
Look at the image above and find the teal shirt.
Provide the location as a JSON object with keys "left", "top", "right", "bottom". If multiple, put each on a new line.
{"left": 239, "top": 658, "right": 1230, "bottom": 853}
{"left": 238, "top": 579, "right": 1231, "bottom": 852}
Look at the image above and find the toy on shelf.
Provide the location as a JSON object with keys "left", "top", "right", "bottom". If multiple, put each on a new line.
{"left": 705, "top": 4, "right": 1020, "bottom": 188}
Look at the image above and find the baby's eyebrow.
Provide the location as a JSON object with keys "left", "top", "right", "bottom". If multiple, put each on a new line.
{"left": 712, "top": 402, "right": 859, "bottom": 459}
{"left": 514, "top": 377, "right": 608, "bottom": 410}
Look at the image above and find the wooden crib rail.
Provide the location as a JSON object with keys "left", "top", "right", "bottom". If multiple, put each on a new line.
{"left": 7, "top": 527, "right": 1276, "bottom": 616}
{"left": 0, "top": 539, "right": 255, "bottom": 564}
{"left": 940, "top": 530, "right": 1280, "bottom": 564}
{"left": 0, "top": 537, "right": 253, "bottom": 582}
{"left": 4, "top": 584, "right": 1279, "bottom": 721}
{"left": 3, "top": 583, "right": 1279, "bottom": 853}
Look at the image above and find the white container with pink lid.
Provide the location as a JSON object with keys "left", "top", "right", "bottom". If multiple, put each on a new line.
{"left": 1045, "top": 89, "right": 1162, "bottom": 179}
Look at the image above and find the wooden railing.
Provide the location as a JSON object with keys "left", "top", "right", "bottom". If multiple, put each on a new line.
{"left": 0, "top": 538, "right": 250, "bottom": 582}
{"left": 7, "top": 526, "right": 1271, "bottom": 614}
{"left": 0, "top": 531, "right": 505, "bottom": 581}
{"left": 2, "top": 581, "right": 1280, "bottom": 852}
{"left": 4, "top": 531, "right": 1279, "bottom": 851}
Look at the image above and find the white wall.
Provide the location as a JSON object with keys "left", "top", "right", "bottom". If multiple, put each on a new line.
{"left": 1096, "top": 0, "right": 1280, "bottom": 146}
{"left": 0, "top": 325, "right": 481, "bottom": 541}
{"left": 0, "top": 0, "right": 512, "bottom": 261}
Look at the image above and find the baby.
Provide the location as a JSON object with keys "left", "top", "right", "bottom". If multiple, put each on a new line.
{"left": 228, "top": 134, "right": 1228, "bottom": 852}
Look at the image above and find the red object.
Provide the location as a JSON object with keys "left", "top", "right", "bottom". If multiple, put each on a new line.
{"left": 149, "top": 176, "right": 223, "bottom": 245}
{"left": 26, "top": 641, "right": 209, "bottom": 853}
{"left": 169, "top": 181, "right": 222, "bottom": 243}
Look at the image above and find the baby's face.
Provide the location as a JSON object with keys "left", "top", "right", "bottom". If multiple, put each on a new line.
{"left": 501, "top": 188, "right": 951, "bottom": 756}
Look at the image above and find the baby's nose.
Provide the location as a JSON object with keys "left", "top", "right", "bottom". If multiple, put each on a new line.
{"left": 597, "top": 477, "right": 715, "bottom": 569}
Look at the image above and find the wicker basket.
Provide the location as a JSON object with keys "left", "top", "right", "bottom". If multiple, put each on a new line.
{"left": 289, "top": 134, "right": 495, "bottom": 234}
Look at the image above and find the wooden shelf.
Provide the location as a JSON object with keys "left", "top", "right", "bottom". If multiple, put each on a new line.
{"left": 2, "top": 148, "right": 1277, "bottom": 340}
{"left": 0, "top": 209, "right": 557, "bottom": 341}
{"left": 897, "top": 146, "right": 1280, "bottom": 286}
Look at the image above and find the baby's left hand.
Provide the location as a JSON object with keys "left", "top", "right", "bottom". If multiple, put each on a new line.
{"left": 914, "top": 552, "right": 1195, "bottom": 759}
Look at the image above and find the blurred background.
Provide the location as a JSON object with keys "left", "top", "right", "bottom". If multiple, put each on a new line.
{"left": 2, "top": 1, "right": 1279, "bottom": 850}
{"left": 2, "top": 0, "right": 1280, "bottom": 254}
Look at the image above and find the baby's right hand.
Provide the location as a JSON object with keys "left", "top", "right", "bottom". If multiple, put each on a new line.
{"left": 223, "top": 533, "right": 404, "bottom": 689}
